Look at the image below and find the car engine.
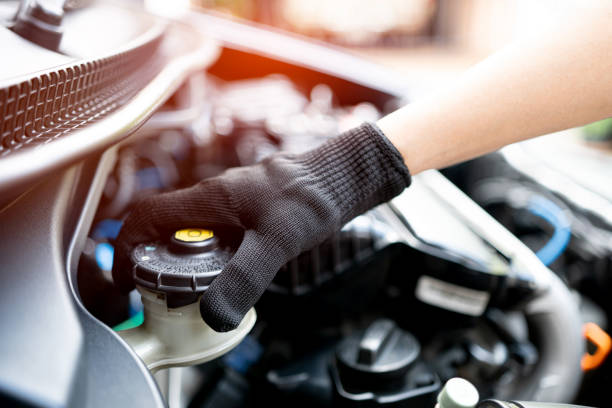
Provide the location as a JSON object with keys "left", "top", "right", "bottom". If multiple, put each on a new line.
{"left": 0, "top": 2, "right": 610, "bottom": 407}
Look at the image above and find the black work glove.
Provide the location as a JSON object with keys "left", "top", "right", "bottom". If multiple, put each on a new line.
{"left": 112, "top": 122, "right": 411, "bottom": 332}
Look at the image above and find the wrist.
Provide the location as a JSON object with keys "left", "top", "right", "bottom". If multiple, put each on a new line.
{"left": 298, "top": 122, "right": 411, "bottom": 222}
{"left": 377, "top": 113, "right": 426, "bottom": 175}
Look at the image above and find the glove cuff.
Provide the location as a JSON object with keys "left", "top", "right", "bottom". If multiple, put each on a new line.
{"left": 299, "top": 122, "right": 411, "bottom": 223}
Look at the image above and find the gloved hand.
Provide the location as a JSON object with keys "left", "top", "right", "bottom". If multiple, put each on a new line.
{"left": 112, "top": 122, "right": 411, "bottom": 332}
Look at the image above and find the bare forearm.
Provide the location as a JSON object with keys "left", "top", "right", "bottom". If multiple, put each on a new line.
{"left": 378, "top": 1, "right": 612, "bottom": 174}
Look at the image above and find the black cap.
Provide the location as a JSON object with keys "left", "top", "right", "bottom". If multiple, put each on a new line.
{"left": 335, "top": 318, "right": 420, "bottom": 389}
{"left": 130, "top": 229, "right": 233, "bottom": 308}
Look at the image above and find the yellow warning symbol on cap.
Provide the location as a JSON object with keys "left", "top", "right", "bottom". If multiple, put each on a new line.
{"left": 174, "top": 228, "right": 214, "bottom": 242}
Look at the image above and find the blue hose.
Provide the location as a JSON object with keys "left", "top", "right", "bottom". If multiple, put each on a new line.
{"left": 95, "top": 242, "right": 114, "bottom": 271}
{"left": 92, "top": 219, "right": 123, "bottom": 240}
{"left": 526, "top": 196, "right": 571, "bottom": 266}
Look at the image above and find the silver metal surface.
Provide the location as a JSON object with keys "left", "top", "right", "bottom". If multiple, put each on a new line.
{"left": 0, "top": 24, "right": 218, "bottom": 197}
{"left": 0, "top": 4, "right": 222, "bottom": 405}
{"left": 64, "top": 149, "right": 166, "bottom": 407}
{"left": 0, "top": 166, "right": 83, "bottom": 407}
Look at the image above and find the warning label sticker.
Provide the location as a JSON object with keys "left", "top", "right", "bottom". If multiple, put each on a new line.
{"left": 415, "top": 275, "right": 490, "bottom": 316}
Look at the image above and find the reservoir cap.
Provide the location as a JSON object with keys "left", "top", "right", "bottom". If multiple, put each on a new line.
{"left": 170, "top": 228, "right": 219, "bottom": 254}
{"left": 130, "top": 228, "right": 233, "bottom": 307}
{"left": 174, "top": 228, "right": 214, "bottom": 242}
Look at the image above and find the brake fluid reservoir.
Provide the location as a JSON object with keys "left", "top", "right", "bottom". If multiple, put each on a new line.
{"left": 118, "top": 228, "right": 256, "bottom": 372}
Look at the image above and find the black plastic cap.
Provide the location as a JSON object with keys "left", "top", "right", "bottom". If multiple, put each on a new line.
{"left": 335, "top": 318, "right": 420, "bottom": 389}
{"left": 130, "top": 231, "right": 234, "bottom": 308}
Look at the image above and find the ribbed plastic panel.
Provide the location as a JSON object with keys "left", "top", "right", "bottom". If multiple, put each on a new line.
{"left": 0, "top": 34, "right": 162, "bottom": 156}
{"left": 270, "top": 215, "right": 387, "bottom": 295}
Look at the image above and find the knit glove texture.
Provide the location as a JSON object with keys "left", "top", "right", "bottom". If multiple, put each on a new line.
{"left": 112, "top": 122, "right": 411, "bottom": 332}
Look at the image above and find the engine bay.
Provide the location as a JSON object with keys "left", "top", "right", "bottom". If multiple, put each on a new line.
{"left": 0, "top": 3, "right": 610, "bottom": 406}
{"left": 77, "top": 68, "right": 610, "bottom": 407}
